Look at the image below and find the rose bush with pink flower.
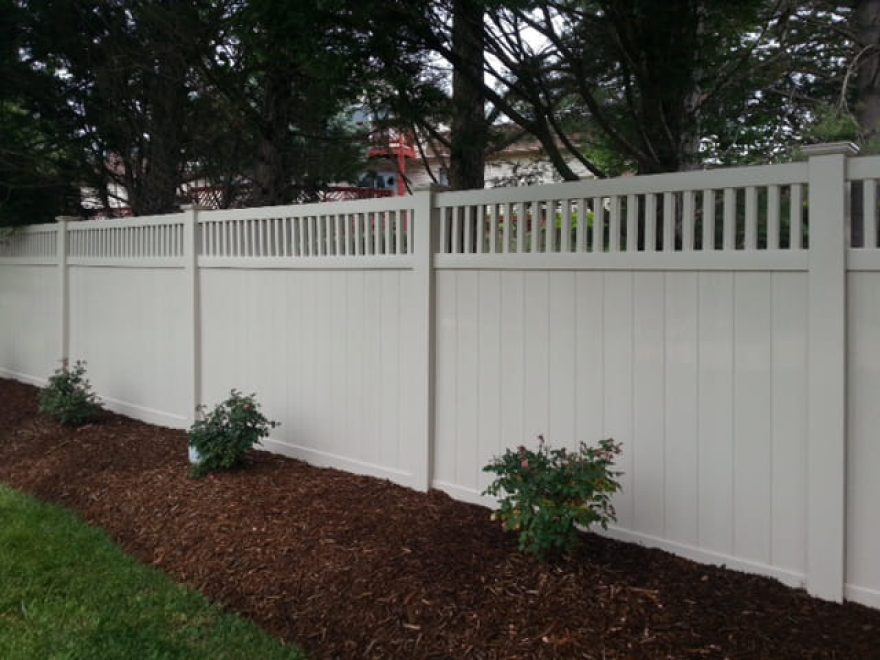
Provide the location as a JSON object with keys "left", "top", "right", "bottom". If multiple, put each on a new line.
{"left": 188, "top": 389, "right": 278, "bottom": 478}
{"left": 483, "top": 435, "right": 622, "bottom": 558}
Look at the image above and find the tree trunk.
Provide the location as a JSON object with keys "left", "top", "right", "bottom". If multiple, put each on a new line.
{"left": 449, "top": 0, "right": 487, "bottom": 190}
{"left": 854, "top": 0, "right": 880, "bottom": 145}
{"left": 137, "top": 53, "right": 188, "bottom": 215}
{"left": 252, "top": 67, "right": 294, "bottom": 206}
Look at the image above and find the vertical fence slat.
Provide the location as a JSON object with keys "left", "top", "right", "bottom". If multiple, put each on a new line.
{"left": 546, "top": 200, "right": 557, "bottom": 253}
{"left": 439, "top": 207, "right": 448, "bottom": 254}
{"left": 662, "top": 192, "right": 675, "bottom": 252}
{"left": 504, "top": 202, "right": 526, "bottom": 254}
{"left": 476, "top": 205, "right": 485, "bottom": 254}
{"left": 609, "top": 196, "right": 621, "bottom": 252}
{"left": 682, "top": 191, "right": 695, "bottom": 251}
{"left": 575, "top": 199, "right": 586, "bottom": 252}
{"left": 745, "top": 186, "right": 758, "bottom": 250}
{"left": 380, "top": 211, "right": 388, "bottom": 255}
{"left": 790, "top": 183, "right": 803, "bottom": 250}
{"left": 864, "top": 179, "right": 877, "bottom": 249}
{"left": 561, "top": 200, "right": 572, "bottom": 252}
{"left": 626, "top": 194, "right": 638, "bottom": 252}
{"left": 489, "top": 204, "right": 498, "bottom": 253}
{"left": 462, "top": 206, "right": 472, "bottom": 254}
{"left": 702, "top": 190, "right": 715, "bottom": 251}
{"left": 329, "top": 214, "right": 336, "bottom": 255}
{"left": 592, "top": 197, "right": 604, "bottom": 252}
{"left": 768, "top": 185, "right": 780, "bottom": 250}
{"left": 723, "top": 188, "right": 736, "bottom": 250}
{"left": 529, "top": 201, "right": 540, "bottom": 253}
{"left": 644, "top": 193, "right": 657, "bottom": 252}
{"left": 352, "top": 215, "right": 360, "bottom": 256}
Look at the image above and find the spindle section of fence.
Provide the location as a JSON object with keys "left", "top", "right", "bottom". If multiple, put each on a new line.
{"left": 434, "top": 161, "right": 810, "bottom": 260}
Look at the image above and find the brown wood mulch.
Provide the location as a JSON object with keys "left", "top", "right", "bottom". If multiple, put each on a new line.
{"left": 1, "top": 378, "right": 878, "bottom": 659}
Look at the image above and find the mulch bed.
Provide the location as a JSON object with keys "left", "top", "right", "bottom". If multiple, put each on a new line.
{"left": 1, "top": 378, "right": 878, "bottom": 658}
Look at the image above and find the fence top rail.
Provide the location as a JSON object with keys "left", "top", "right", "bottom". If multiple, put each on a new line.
{"left": 847, "top": 155, "right": 880, "bottom": 180}
{"left": 67, "top": 213, "right": 186, "bottom": 231}
{"left": 198, "top": 194, "right": 415, "bottom": 223}
{"left": 435, "top": 161, "right": 810, "bottom": 207}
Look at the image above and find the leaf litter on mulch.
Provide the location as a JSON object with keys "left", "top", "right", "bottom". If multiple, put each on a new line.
{"left": 1, "top": 378, "right": 878, "bottom": 658}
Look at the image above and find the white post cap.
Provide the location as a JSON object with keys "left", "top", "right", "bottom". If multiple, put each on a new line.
{"left": 802, "top": 142, "right": 860, "bottom": 157}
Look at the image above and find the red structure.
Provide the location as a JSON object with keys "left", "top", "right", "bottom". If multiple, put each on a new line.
{"left": 367, "top": 129, "right": 417, "bottom": 196}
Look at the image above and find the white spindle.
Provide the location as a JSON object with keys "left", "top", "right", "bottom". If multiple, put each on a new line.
{"left": 547, "top": 200, "right": 557, "bottom": 253}
{"left": 723, "top": 188, "right": 735, "bottom": 250}
{"left": 592, "top": 197, "right": 604, "bottom": 252}
{"left": 744, "top": 186, "right": 757, "bottom": 250}
{"left": 702, "top": 190, "right": 715, "bottom": 251}
{"left": 516, "top": 202, "right": 526, "bottom": 253}
{"left": 576, "top": 199, "right": 586, "bottom": 252}
{"left": 790, "top": 183, "right": 803, "bottom": 249}
{"left": 864, "top": 179, "right": 877, "bottom": 249}
{"left": 682, "top": 191, "right": 695, "bottom": 251}
{"left": 607, "top": 196, "right": 620, "bottom": 252}
{"left": 310, "top": 216, "right": 318, "bottom": 256}
{"left": 626, "top": 194, "right": 638, "bottom": 252}
{"left": 476, "top": 205, "right": 485, "bottom": 254}
{"left": 644, "top": 193, "right": 657, "bottom": 252}
{"left": 531, "top": 201, "right": 542, "bottom": 253}
{"left": 662, "top": 193, "right": 675, "bottom": 251}
{"left": 452, "top": 206, "right": 461, "bottom": 254}
{"left": 561, "top": 200, "right": 572, "bottom": 253}
{"left": 464, "top": 206, "right": 474, "bottom": 254}
{"left": 372, "top": 212, "right": 380, "bottom": 255}
{"left": 768, "top": 185, "right": 780, "bottom": 249}
{"left": 395, "top": 210, "right": 403, "bottom": 255}
{"left": 439, "top": 207, "right": 449, "bottom": 254}
{"left": 489, "top": 204, "right": 498, "bottom": 253}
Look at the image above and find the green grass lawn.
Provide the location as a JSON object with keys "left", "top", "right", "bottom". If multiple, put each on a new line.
{"left": 0, "top": 485, "right": 304, "bottom": 659}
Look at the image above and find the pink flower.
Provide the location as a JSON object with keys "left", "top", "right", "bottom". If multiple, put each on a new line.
{"left": 521, "top": 459, "right": 529, "bottom": 469}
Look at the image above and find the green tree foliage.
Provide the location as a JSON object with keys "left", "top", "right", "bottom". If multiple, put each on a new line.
{"left": 1, "top": 0, "right": 876, "bottom": 224}
{"left": 0, "top": 0, "right": 82, "bottom": 226}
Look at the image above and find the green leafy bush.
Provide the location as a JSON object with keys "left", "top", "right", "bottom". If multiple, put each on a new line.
{"left": 482, "top": 435, "right": 622, "bottom": 559}
{"left": 39, "top": 360, "right": 102, "bottom": 426}
{"left": 188, "top": 390, "right": 278, "bottom": 478}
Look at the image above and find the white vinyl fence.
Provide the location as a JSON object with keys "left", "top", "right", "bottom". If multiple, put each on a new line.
{"left": 1, "top": 142, "right": 878, "bottom": 609}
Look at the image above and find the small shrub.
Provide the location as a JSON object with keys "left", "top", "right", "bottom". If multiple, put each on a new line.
{"left": 482, "top": 435, "right": 622, "bottom": 559}
{"left": 39, "top": 360, "right": 102, "bottom": 426}
{"left": 188, "top": 390, "right": 278, "bottom": 478}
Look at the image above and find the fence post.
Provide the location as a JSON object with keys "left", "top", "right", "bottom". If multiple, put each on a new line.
{"left": 55, "top": 216, "right": 75, "bottom": 365}
{"left": 181, "top": 205, "right": 203, "bottom": 428}
{"left": 804, "top": 142, "right": 858, "bottom": 601}
{"left": 411, "top": 185, "right": 438, "bottom": 491}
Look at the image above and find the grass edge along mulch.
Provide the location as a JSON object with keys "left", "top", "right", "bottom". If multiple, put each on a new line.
{"left": 1, "top": 376, "right": 880, "bottom": 658}
{"left": 0, "top": 484, "right": 304, "bottom": 660}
